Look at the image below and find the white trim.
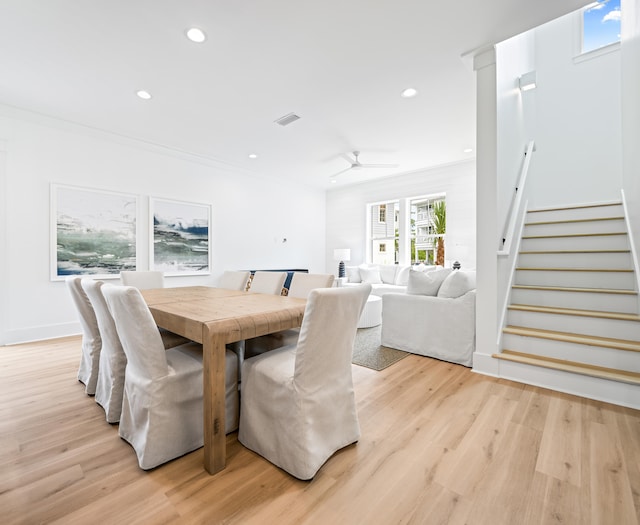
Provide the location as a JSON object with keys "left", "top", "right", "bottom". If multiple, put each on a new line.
{"left": 574, "top": 41, "right": 621, "bottom": 63}
{"left": 621, "top": 189, "right": 640, "bottom": 311}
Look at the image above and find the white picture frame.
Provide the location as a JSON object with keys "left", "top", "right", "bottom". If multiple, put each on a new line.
{"left": 51, "top": 184, "right": 138, "bottom": 281}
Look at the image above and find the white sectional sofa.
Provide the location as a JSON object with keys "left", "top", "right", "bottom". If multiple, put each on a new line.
{"left": 381, "top": 269, "right": 476, "bottom": 367}
{"left": 343, "top": 263, "right": 441, "bottom": 296}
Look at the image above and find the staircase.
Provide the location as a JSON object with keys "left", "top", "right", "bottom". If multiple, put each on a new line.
{"left": 493, "top": 201, "right": 640, "bottom": 408}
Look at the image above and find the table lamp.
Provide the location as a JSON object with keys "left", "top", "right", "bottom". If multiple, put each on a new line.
{"left": 333, "top": 249, "right": 351, "bottom": 278}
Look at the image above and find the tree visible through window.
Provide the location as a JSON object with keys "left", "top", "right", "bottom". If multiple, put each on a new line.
{"left": 583, "top": 0, "right": 621, "bottom": 54}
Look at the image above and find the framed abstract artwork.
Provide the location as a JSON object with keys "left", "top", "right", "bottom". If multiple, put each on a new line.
{"left": 150, "top": 198, "right": 211, "bottom": 276}
{"left": 51, "top": 184, "right": 138, "bottom": 280}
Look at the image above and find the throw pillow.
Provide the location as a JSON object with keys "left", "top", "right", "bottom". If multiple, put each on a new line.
{"left": 379, "top": 264, "right": 397, "bottom": 285}
{"left": 413, "top": 264, "right": 440, "bottom": 273}
{"left": 359, "top": 268, "right": 383, "bottom": 284}
{"left": 395, "top": 265, "right": 411, "bottom": 285}
{"left": 345, "top": 266, "right": 361, "bottom": 283}
{"left": 437, "top": 270, "right": 476, "bottom": 299}
{"left": 407, "top": 268, "right": 452, "bottom": 296}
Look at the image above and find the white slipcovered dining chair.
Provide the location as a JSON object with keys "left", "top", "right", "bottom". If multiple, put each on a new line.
{"left": 230, "top": 271, "right": 287, "bottom": 376}
{"left": 66, "top": 276, "right": 101, "bottom": 395}
{"left": 218, "top": 270, "right": 251, "bottom": 291}
{"left": 287, "top": 272, "right": 335, "bottom": 299}
{"left": 120, "top": 270, "right": 164, "bottom": 289}
{"left": 239, "top": 284, "right": 371, "bottom": 480}
{"left": 102, "top": 284, "right": 239, "bottom": 470}
{"left": 247, "top": 271, "right": 286, "bottom": 295}
{"left": 245, "top": 272, "right": 336, "bottom": 357}
{"left": 81, "top": 279, "right": 127, "bottom": 423}
{"left": 120, "top": 269, "right": 189, "bottom": 348}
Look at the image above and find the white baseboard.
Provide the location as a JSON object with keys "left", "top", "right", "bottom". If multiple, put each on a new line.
{"left": 2, "top": 321, "right": 80, "bottom": 346}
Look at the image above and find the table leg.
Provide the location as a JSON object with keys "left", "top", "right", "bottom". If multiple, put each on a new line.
{"left": 202, "top": 325, "right": 227, "bottom": 474}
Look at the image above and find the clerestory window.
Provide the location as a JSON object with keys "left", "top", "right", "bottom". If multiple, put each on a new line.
{"left": 582, "top": 0, "right": 621, "bottom": 54}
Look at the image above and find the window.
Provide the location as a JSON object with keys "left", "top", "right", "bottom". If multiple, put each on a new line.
{"left": 410, "top": 196, "right": 445, "bottom": 265}
{"left": 367, "top": 194, "right": 444, "bottom": 266}
{"left": 378, "top": 204, "right": 386, "bottom": 223}
{"left": 369, "top": 200, "right": 398, "bottom": 265}
{"left": 582, "top": 0, "right": 621, "bottom": 54}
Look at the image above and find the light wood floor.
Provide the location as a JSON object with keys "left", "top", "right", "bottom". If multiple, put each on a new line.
{"left": 1, "top": 336, "right": 639, "bottom": 525}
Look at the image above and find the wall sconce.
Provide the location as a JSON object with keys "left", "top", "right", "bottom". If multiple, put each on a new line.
{"left": 518, "top": 71, "right": 537, "bottom": 92}
{"left": 333, "top": 248, "right": 351, "bottom": 278}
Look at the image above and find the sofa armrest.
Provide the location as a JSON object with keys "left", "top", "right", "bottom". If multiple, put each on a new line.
{"left": 381, "top": 290, "right": 476, "bottom": 366}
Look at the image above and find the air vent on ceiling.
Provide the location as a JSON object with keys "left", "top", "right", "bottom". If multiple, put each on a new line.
{"left": 274, "top": 112, "right": 301, "bottom": 126}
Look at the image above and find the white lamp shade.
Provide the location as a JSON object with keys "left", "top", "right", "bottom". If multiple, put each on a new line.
{"left": 333, "top": 249, "right": 351, "bottom": 262}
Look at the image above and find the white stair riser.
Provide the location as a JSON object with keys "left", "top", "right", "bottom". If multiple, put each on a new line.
{"left": 518, "top": 251, "right": 632, "bottom": 269}
{"left": 494, "top": 359, "right": 640, "bottom": 409}
{"left": 506, "top": 310, "right": 640, "bottom": 340}
{"left": 515, "top": 269, "right": 635, "bottom": 290}
{"left": 510, "top": 288, "right": 639, "bottom": 314}
{"left": 527, "top": 205, "right": 623, "bottom": 223}
{"left": 523, "top": 219, "right": 626, "bottom": 237}
{"left": 520, "top": 235, "right": 629, "bottom": 252}
{"left": 502, "top": 332, "right": 640, "bottom": 372}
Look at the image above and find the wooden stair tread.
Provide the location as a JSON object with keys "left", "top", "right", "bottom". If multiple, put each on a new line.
{"left": 516, "top": 267, "right": 633, "bottom": 272}
{"left": 503, "top": 325, "right": 640, "bottom": 352}
{"left": 525, "top": 216, "right": 624, "bottom": 226}
{"left": 512, "top": 284, "right": 637, "bottom": 295}
{"left": 528, "top": 202, "right": 622, "bottom": 213}
{"left": 493, "top": 350, "right": 640, "bottom": 385}
{"left": 508, "top": 304, "right": 640, "bottom": 321}
{"left": 519, "top": 249, "right": 630, "bottom": 254}
{"left": 522, "top": 232, "right": 626, "bottom": 239}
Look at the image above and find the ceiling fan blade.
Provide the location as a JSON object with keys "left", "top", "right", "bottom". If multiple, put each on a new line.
{"left": 340, "top": 153, "right": 356, "bottom": 164}
{"left": 358, "top": 163, "right": 399, "bottom": 169}
{"left": 330, "top": 166, "right": 354, "bottom": 179}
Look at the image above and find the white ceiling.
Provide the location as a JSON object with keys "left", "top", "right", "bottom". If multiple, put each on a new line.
{"left": 0, "top": 0, "right": 590, "bottom": 189}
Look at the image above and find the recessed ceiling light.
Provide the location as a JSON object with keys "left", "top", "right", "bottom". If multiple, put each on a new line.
{"left": 463, "top": 148, "right": 473, "bottom": 153}
{"left": 186, "top": 27, "right": 206, "bottom": 43}
{"left": 136, "top": 90, "right": 152, "bottom": 100}
{"left": 330, "top": 179, "right": 337, "bottom": 184}
{"left": 248, "top": 153, "right": 257, "bottom": 159}
{"left": 401, "top": 87, "right": 418, "bottom": 98}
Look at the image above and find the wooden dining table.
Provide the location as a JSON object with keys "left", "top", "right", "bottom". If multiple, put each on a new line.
{"left": 140, "top": 285, "right": 306, "bottom": 474}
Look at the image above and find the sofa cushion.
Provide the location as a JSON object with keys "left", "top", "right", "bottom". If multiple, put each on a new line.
{"left": 437, "top": 270, "right": 476, "bottom": 299}
{"left": 360, "top": 268, "right": 383, "bottom": 284}
{"left": 378, "top": 265, "right": 397, "bottom": 285}
{"left": 413, "top": 264, "right": 440, "bottom": 273}
{"left": 345, "top": 266, "right": 361, "bottom": 283}
{"left": 407, "top": 268, "right": 452, "bottom": 296}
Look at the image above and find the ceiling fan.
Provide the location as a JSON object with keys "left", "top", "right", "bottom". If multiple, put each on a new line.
{"left": 330, "top": 151, "right": 399, "bottom": 179}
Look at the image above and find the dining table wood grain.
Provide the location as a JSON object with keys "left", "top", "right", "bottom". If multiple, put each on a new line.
{"left": 141, "top": 285, "right": 306, "bottom": 474}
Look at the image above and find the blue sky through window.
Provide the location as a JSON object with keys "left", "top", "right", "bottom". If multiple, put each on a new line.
{"left": 583, "top": 0, "right": 621, "bottom": 53}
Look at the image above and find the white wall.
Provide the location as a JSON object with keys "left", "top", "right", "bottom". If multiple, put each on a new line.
{"left": 496, "top": 30, "right": 536, "bottom": 237}
{"left": 0, "top": 108, "right": 326, "bottom": 345}
{"left": 530, "top": 11, "right": 622, "bottom": 207}
{"left": 325, "top": 160, "right": 476, "bottom": 273}
{"left": 621, "top": 0, "right": 640, "bottom": 272}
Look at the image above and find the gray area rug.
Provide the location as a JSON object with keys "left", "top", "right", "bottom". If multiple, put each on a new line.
{"left": 352, "top": 325, "right": 409, "bottom": 371}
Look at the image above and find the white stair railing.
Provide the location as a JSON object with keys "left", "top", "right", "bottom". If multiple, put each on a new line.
{"left": 499, "top": 140, "right": 535, "bottom": 254}
{"left": 496, "top": 140, "right": 536, "bottom": 349}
